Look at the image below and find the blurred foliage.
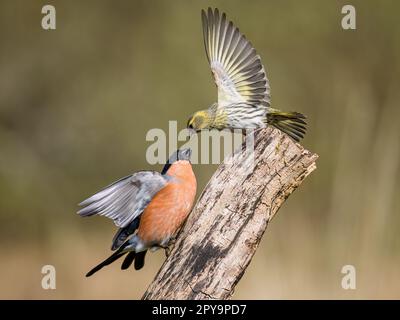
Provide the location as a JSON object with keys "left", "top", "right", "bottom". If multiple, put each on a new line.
{"left": 0, "top": 0, "right": 399, "bottom": 298}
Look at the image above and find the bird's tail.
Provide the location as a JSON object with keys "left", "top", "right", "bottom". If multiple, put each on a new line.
{"left": 121, "top": 250, "right": 147, "bottom": 270}
{"left": 86, "top": 248, "right": 127, "bottom": 277}
{"left": 266, "top": 108, "right": 307, "bottom": 142}
{"left": 86, "top": 236, "right": 147, "bottom": 277}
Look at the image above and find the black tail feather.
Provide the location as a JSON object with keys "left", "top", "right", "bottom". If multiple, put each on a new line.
{"left": 86, "top": 249, "right": 127, "bottom": 277}
{"left": 120, "top": 250, "right": 147, "bottom": 270}
{"left": 134, "top": 251, "right": 147, "bottom": 270}
{"left": 86, "top": 247, "right": 148, "bottom": 276}
{"left": 121, "top": 252, "right": 136, "bottom": 270}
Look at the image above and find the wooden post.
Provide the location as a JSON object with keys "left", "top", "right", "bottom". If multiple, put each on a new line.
{"left": 143, "top": 127, "right": 318, "bottom": 300}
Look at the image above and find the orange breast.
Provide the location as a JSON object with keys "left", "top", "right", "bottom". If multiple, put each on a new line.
{"left": 137, "top": 161, "right": 196, "bottom": 246}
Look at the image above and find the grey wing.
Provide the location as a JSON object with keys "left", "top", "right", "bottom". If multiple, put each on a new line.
{"left": 202, "top": 8, "right": 270, "bottom": 108}
{"left": 77, "top": 171, "right": 168, "bottom": 228}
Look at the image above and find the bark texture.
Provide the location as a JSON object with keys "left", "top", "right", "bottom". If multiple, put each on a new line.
{"left": 143, "top": 127, "right": 318, "bottom": 300}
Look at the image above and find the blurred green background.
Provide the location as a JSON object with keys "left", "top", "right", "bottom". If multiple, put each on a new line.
{"left": 1, "top": 0, "right": 399, "bottom": 299}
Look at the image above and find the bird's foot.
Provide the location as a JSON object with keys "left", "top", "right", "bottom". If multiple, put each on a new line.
{"left": 165, "top": 246, "right": 171, "bottom": 257}
{"left": 164, "top": 237, "right": 177, "bottom": 258}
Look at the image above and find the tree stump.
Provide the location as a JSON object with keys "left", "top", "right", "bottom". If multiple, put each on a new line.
{"left": 143, "top": 127, "right": 318, "bottom": 299}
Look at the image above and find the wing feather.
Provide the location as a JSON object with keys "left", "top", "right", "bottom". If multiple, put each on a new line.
{"left": 77, "top": 171, "right": 168, "bottom": 228}
{"left": 202, "top": 8, "right": 271, "bottom": 108}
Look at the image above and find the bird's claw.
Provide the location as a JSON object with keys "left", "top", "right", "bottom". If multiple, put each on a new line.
{"left": 164, "top": 237, "right": 177, "bottom": 257}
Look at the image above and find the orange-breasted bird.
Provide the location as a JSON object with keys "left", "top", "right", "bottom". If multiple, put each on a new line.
{"left": 77, "top": 148, "right": 196, "bottom": 277}
{"left": 187, "top": 8, "right": 307, "bottom": 141}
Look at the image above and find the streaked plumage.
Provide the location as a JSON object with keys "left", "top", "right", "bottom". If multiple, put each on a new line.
{"left": 187, "top": 8, "right": 307, "bottom": 141}
{"left": 78, "top": 148, "right": 197, "bottom": 276}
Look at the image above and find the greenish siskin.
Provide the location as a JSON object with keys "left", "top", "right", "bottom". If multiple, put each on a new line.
{"left": 187, "top": 8, "right": 307, "bottom": 142}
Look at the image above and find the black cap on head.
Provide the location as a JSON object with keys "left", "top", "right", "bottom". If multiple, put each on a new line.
{"left": 161, "top": 148, "right": 192, "bottom": 174}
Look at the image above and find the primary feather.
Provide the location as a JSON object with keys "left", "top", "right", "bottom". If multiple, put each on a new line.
{"left": 77, "top": 171, "right": 168, "bottom": 228}
{"left": 202, "top": 8, "right": 270, "bottom": 108}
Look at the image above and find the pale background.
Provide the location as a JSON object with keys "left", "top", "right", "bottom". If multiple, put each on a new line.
{"left": 0, "top": 0, "right": 399, "bottom": 299}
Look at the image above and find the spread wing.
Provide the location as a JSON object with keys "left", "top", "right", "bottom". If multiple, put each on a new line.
{"left": 77, "top": 171, "right": 168, "bottom": 228}
{"left": 202, "top": 8, "right": 270, "bottom": 108}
